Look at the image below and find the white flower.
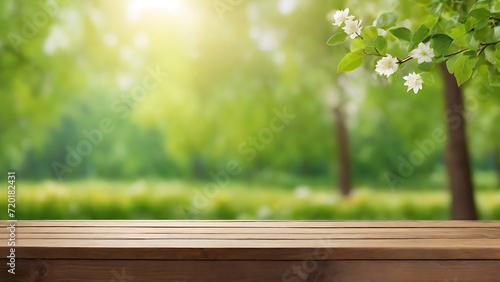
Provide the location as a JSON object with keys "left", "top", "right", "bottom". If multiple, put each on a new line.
{"left": 375, "top": 54, "right": 399, "bottom": 77}
{"left": 403, "top": 72, "right": 423, "bottom": 94}
{"left": 342, "top": 19, "right": 362, "bottom": 39}
{"left": 332, "top": 9, "right": 355, "bottom": 26}
{"left": 294, "top": 186, "right": 310, "bottom": 199}
{"left": 410, "top": 42, "right": 435, "bottom": 64}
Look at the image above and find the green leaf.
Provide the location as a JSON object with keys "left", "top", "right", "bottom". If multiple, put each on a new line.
{"left": 411, "top": 24, "right": 430, "bottom": 43}
{"left": 361, "top": 26, "right": 379, "bottom": 46}
{"left": 434, "top": 56, "right": 448, "bottom": 64}
{"left": 408, "top": 25, "right": 431, "bottom": 51}
{"left": 350, "top": 37, "right": 365, "bottom": 52}
{"left": 495, "top": 43, "right": 500, "bottom": 72}
{"left": 375, "top": 12, "right": 398, "bottom": 30}
{"left": 470, "top": 1, "right": 491, "bottom": 11}
{"left": 327, "top": 32, "right": 348, "bottom": 46}
{"left": 484, "top": 45, "right": 496, "bottom": 64}
{"left": 465, "top": 17, "right": 478, "bottom": 31}
{"left": 375, "top": 36, "right": 387, "bottom": 54}
{"left": 337, "top": 51, "right": 364, "bottom": 72}
{"left": 453, "top": 53, "right": 477, "bottom": 86}
{"left": 469, "top": 36, "right": 481, "bottom": 50}
{"left": 448, "top": 23, "right": 466, "bottom": 40}
{"left": 431, "top": 34, "right": 453, "bottom": 56}
{"left": 467, "top": 9, "right": 490, "bottom": 30}
{"left": 455, "top": 31, "right": 472, "bottom": 47}
{"left": 417, "top": 62, "right": 435, "bottom": 71}
{"left": 420, "top": 72, "right": 435, "bottom": 85}
{"left": 488, "top": 66, "right": 500, "bottom": 87}
{"left": 494, "top": 2, "right": 500, "bottom": 13}
{"left": 390, "top": 27, "right": 412, "bottom": 41}
{"left": 494, "top": 25, "right": 500, "bottom": 40}
{"left": 473, "top": 27, "right": 492, "bottom": 42}
{"left": 446, "top": 53, "right": 460, "bottom": 74}
{"left": 424, "top": 14, "right": 439, "bottom": 30}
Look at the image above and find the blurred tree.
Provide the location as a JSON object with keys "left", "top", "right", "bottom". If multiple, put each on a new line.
{"left": 330, "top": 0, "right": 500, "bottom": 218}
{"left": 334, "top": 92, "right": 351, "bottom": 196}
{"left": 441, "top": 65, "right": 476, "bottom": 219}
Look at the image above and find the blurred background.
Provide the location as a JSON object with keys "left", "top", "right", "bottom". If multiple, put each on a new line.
{"left": 1, "top": 0, "right": 499, "bottom": 220}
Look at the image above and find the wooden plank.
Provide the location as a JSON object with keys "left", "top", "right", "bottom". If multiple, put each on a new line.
{"left": 3, "top": 239, "right": 500, "bottom": 260}
{"left": 3, "top": 220, "right": 500, "bottom": 261}
{"left": 5, "top": 220, "right": 500, "bottom": 228}
{"left": 7, "top": 226, "right": 500, "bottom": 236}
{"left": 1, "top": 259, "right": 499, "bottom": 282}
{"left": 12, "top": 228, "right": 500, "bottom": 239}
{"left": 6, "top": 238, "right": 500, "bottom": 248}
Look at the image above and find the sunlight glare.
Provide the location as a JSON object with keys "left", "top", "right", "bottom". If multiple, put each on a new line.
{"left": 127, "top": 0, "right": 193, "bottom": 22}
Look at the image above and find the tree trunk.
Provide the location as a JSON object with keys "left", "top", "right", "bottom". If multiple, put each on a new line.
{"left": 334, "top": 104, "right": 351, "bottom": 197}
{"left": 440, "top": 64, "right": 477, "bottom": 220}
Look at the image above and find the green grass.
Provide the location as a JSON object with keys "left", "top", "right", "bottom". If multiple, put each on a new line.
{"left": 2, "top": 180, "right": 500, "bottom": 220}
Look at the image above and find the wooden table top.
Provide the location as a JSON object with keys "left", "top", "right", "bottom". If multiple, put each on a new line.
{"left": 2, "top": 220, "right": 500, "bottom": 260}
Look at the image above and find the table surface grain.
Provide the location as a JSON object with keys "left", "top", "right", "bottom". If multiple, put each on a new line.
{"left": 2, "top": 220, "right": 500, "bottom": 281}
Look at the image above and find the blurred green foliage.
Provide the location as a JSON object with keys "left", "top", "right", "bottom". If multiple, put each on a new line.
{"left": 0, "top": 0, "right": 499, "bottom": 220}
{"left": 2, "top": 179, "right": 500, "bottom": 220}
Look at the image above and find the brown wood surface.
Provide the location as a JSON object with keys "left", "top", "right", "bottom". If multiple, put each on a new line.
{"left": 11, "top": 228, "right": 500, "bottom": 239}
{"left": 5, "top": 226, "right": 500, "bottom": 236}
{"left": 4, "top": 219, "right": 500, "bottom": 228}
{"left": 1, "top": 220, "right": 500, "bottom": 260}
{"left": 0, "top": 220, "right": 500, "bottom": 282}
{"left": 1, "top": 259, "right": 498, "bottom": 282}
{"left": 2, "top": 220, "right": 500, "bottom": 281}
